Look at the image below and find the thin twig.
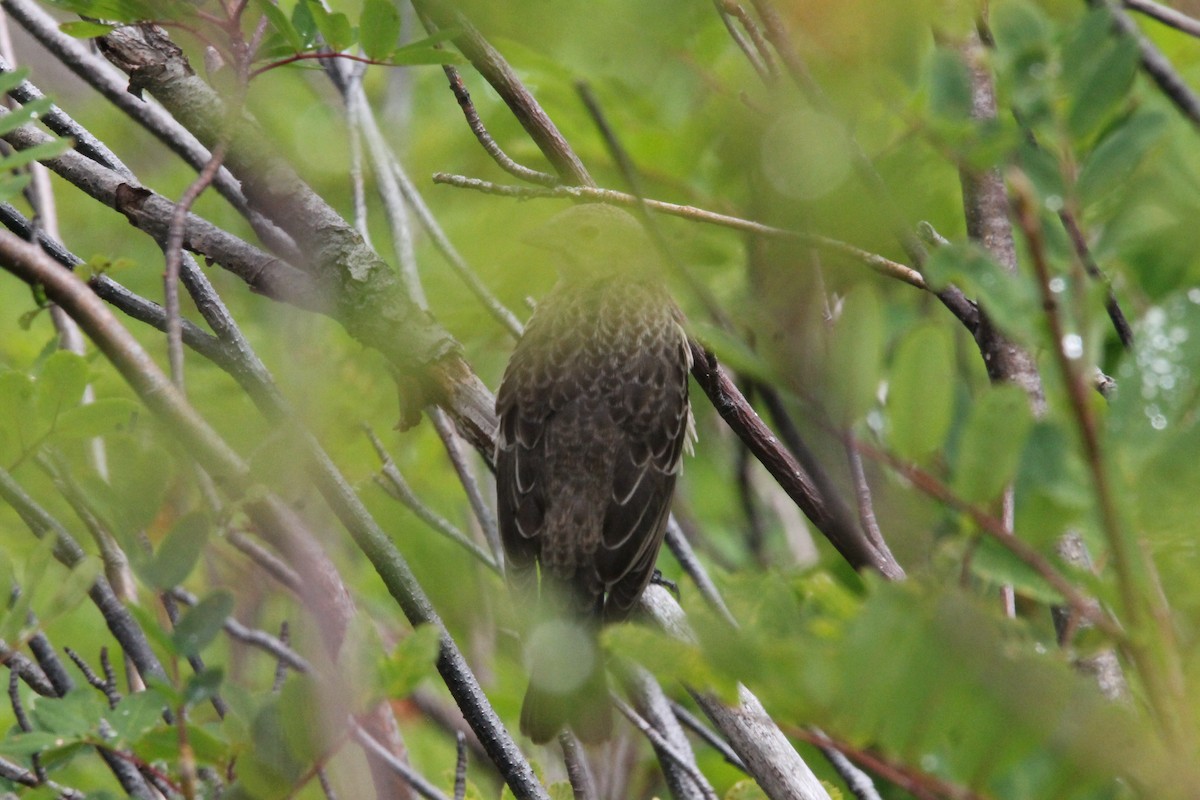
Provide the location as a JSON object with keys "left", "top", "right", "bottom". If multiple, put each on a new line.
{"left": 1057, "top": 208, "right": 1134, "bottom": 348}
{"left": 664, "top": 517, "right": 737, "bottom": 627}
{"left": 713, "top": 0, "right": 776, "bottom": 82}
{"left": 853, "top": 437, "right": 1121, "bottom": 639}
{"left": 428, "top": 408, "right": 504, "bottom": 573}
{"left": 557, "top": 732, "right": 598, "bottom": 800}
{"left": 351, "top": 722, "right": 453, "bottom": 800}
{"left": 169, "top": 588, "right": 312, "bottom": 674}
{"left": 1090, "top": 0, "right": 1200, "bottom": 129}
{"left": 165, "top": 141, "right": 228, "bottom": 390}
{"left": 443, "top": 65, "right": 559, "bottom": 186}
{"left": 327, "top": 64, "right": 524, "bottom": 338}
{"left": 453, "top": 732, "right": 468, "bottom": 800}
{"left": 1124, "top": 0, "right": 1200, "bottom": 36}
{"left": 787, "top": 726, "right": 971, "bottom": 800}
{"left": 807, "top": 729, "right": 883, "bottom": 800}
{"left": 412, "top": 0, "right": 594, "bottom": 186}
{"left": 1010, "top": 170, "right": 1190, "bottom": 749}
{"left": 365, "top": 426, "right": 499, "bottom": 572}
{"left": 432, "top": 173, "right": 927, "bottom": 289}
{"left": 669, "top": 700, "right": 747, "bottom": 772}
{"left": 845, "top": 438, "right": 887, "bottom": 556}
{"left": 614, "top": 699, "right": 720, "bottom": 800}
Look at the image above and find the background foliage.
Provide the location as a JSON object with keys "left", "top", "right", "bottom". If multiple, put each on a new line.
{"left": 0, "top": 0, "right": 1198, "bottom": 798}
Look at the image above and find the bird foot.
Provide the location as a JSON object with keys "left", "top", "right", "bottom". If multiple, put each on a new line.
{"left": 650, "top": 570, "right": 679, "bottom": 600}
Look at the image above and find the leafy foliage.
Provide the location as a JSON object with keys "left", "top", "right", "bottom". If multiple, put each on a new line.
{"left": 0, "top": 0, "right": 1198, "bottom": 798}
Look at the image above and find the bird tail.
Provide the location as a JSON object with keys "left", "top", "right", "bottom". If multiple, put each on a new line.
{"left": 519, "top": 616, "right": 612, "bottom": 744}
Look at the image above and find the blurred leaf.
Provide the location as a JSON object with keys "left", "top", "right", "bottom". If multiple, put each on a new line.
{"left": 52, "top": 397, "right": 138, "bottom": 440}
{"left": 141, "top": 511, "right": 211, "bottom": 590}
{"left": 59, "top": 20, "right": 115, "bottom": 38}
{"left": 253, "top": 0, "right": 303, "bottom": 51}
{"left": 828, "top": 284, "right": 884, "bottom": 424}
{"left": 238, "top": 700, "right": 305, "bottom": 800}
{"left": 1014, "top": 422, "right": 1091, "bottom": 548}
{"left": 34, "top": 351, "right": 88, "bottom": 432}
{"left": 44, "top": 556, "right": 101, "bottom": 622}
{"left": 0, "top": 97, "right": 55, "bottom": 137}
{"left": 958, "top": 536, "right": 1063, "bottom": 604}
{"left": 387, "top": 36, "right": 465, "bottom": 66}
{"left": 0, "top": 731, "right": 71, "bottom": 756}
{"left": 1066, "top": 35, "right": 1138, "bottom": 142}
{"left": 689, "top": 321, "right": 774, "bottom": 384}
{"left": 183, "top": 667, "right": 225, "bottom": 708}
{"left": 108, "top": 690, "right": 166, "bottom": 745}
{"left": 289, "top": 0, "right": 319, "bottom": 50}
{"left": 725, "top": 780, "right": 770, "bottom": 799}
{"left": 307, "top": 2, "right": 353, "bottom": 53}
{"left": 0, "top": 368, "right": 36, "bottom": 462}
{"left": 381, "top": 623, "right": 441, "bottom": 697}
{"left": 32, "top": 689, "right": 105, "bottom": 738}
{"left": 360, "top": 0, "right": 402, "bottom": 61}
{"left": 3, "top": 532, "right": 59, "bottom": 644}
{"left": 0, "top": 140, "right": 73, "bottom": 190}
{"left": 75, "top": 435, "right": 171, "bottom": 544}
{"left": 887, "top": 322, "right": 956, "bottom": 460}
{"left": 924, "top": 242, "right": 1039, "bottom": 341}
{"left": 929, "top": 48, "right": 973, "bottom": 119}
{"left": 171, "top": 590, "right": 233, "bottom": 656}
{"left": 954, "top": 384, "right": 1035, "bottom": 504}
{"left": 1076, "top": 111, "right": 1167, "bottom": 207}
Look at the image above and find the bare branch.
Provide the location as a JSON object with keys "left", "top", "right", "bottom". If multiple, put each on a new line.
{"left": 432, "top": 173, "right": 928, "bottom": 289}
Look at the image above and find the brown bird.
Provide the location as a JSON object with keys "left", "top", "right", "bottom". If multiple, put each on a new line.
{"left": 495, "top": 204, "right": 693, "bottom": 743}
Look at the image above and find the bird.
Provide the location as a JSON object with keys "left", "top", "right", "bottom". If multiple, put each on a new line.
{"left": 495, "top": 204, "right": 694, "bottom": 744}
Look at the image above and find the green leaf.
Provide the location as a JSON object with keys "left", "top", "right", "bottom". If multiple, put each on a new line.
{"left": 1014, "top": 422, "right": 1091, "bottom": 548}
{"left": 1076, "top": 111, "right": 1167, "bottom": 206}
{"left": 386, "top": 35, "right": 464, "bottom": 66}
{"left": 828, "top": 284, "right": 884, "bottom": 424}
{"left": 0, "top": 96, "right": 55, "bottom": 137}
{"left": 108, "top": 690, "right": 167, "bottom": 744}
{"left": 52, "top": 397, "right": 139, "bottom": 440}
{"left": 253, "top": 0, "right": 303, "bottom": 52}
{"left": 32, "top": 689, "right": 105, "bottom": 738}
{"left": 360, "top": 0, "right": 402, "bottom": 61}
{"left": 381, "top": 624, "right": 441, "bottom": 697}
{"left": 58, "top": 20, "right": 115, "bottom": 38}
{"left": 142, "top": 511, "right": 211, "bottom": 590}
{"left": 34, "top": 351, "right": 87, "bottom": 432}
{"left": 689, "top": 321, "right": 774, "bottom": 384}
{"left": 171, "top": 590, "right": 233, "bottom": 656}
{"left": 928, "top": 48, "right": 973, "bottom": 120}
{"left": 953, "top": 384, "right": 1035, "bottom": 504}
{"left": 923, "top": 242, "right": 1038, "bottom": 342}
{"left": 1067, "top": 37, "right": 1139, "bottom": 142}
{"left": 887, "top": 323, "right": 956, "bottom": 461}
{"left": 0, "top": 67, "right": 30, "bottom": 96}
{"left": 0, "top": 731, "right": 70, "bottom": 756}
{"left": 959, "top": 536, "right": 1063, "bottom": 604}
{"left": 0, "top": 138, "right": 72, "bottom": 174}
{"left": 44, "top": 556, "right": 101, "bottom": 622}
{"left": 307, "top": 2, "right": 354, "bottom": 53}
{"left": 725, "top": 779, "right": 771, "bottom": 800}
{"left": 0, "top": 368, "right": 36, "bottom": 462}
{"left": 290, "top": 0, "right": 319, "bottom": 50}
{"left": 183, "top": 667, "right": 225, "bottom": 708}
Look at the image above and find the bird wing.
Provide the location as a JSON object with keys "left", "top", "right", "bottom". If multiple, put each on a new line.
{"left": 496, "top": 350, "right": 549, "bottom": 585}
{"left": 597, "top": 322, "right": 692, "bottom": 618}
